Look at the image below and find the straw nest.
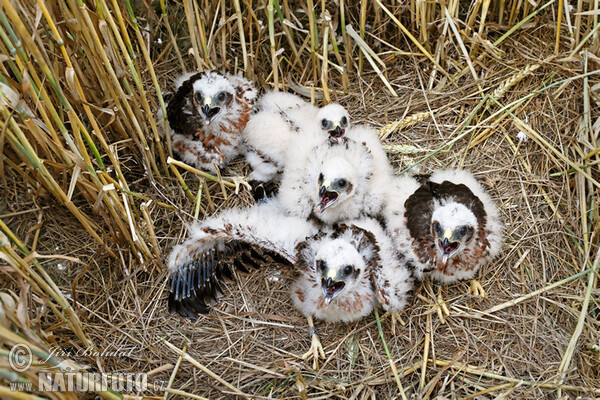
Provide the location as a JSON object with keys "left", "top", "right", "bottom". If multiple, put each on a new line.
{"left": 0, "top": 1, "right": 599, "bottom": 399}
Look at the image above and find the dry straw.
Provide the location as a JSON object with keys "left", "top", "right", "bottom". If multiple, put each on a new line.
{"left": 1, "top": 0, "right": 599, "bottom": 398}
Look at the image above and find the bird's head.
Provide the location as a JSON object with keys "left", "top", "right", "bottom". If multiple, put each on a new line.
{"left": 317, "top": 104, "right": 351, "bottom": 144}
{"left": 314, "top": 238, "right": 367, "bottom": 305}
{"left": 295, "top": 224, "right": 378, "bottom": 309}
{"left": 315, "top": 157, "right": 357, "bottom": 214}
{"left": 430, "top": 202, "right": 478, "bottom": 264}
{"left": 191, "top": 72, "right": 236, "bottom": 126}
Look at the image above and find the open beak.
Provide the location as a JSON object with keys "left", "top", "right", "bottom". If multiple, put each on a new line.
{"left": 201, "top": 98, "right": 220, "bottom": 125}
{"left": 328, "top": 125, "right": 344, "bottom": 143}
{"left": 321, "top": 277, "right": 345, "bottom": 305}
{"left": 316, "top": 180, "right": 339, "bottom": 213}
{"left": 438, "top": 230, "right": 460, "bottom": 264}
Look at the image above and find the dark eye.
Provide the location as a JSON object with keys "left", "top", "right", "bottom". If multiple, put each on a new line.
{"left": 343, "top": 265, "right": 353, "bottom": 276}
{"left": 338, "top": 179, "right": 347, "bottom": 188}
{"left": 341, "top": 116, "right": 348, "bottom": 126}
{"left": 317, "top": 260, "right": 327, "bottom": 271}
{"left": 318, "top": 173, "right": 324, "bottom": 184}
{"left": 195, "top": 92, "right": 203, "bottom": 103}
{"left": 433, "top": 221, "right": 441, "bottom": 233}
{"left": 321, "top": 119, "right": 328, "bottom": 128}
{"left": 459, "top": 226, "right": 467, "bottom": 236}
{"left": 217, "top": 92, "right": 226, "bottom": 101}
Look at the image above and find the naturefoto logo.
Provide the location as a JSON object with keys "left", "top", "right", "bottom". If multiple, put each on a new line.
{"left": 36, "top": 372, "right": 148, "bottom": 392}
{"left": 8, "top": 344, "right": 160, "bottom": 393}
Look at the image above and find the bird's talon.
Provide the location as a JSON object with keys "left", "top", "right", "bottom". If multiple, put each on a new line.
{"left": 469, "top": 280, "right": 487, "bottom": 298}
{"left": 230, "top": 176, "right": 251, "bottom": 194}
{"left": 302, "top": 334, "right": 325, "bottom": 369}
{"left": 434, "top": 290, "right": 450, "bottom": 323}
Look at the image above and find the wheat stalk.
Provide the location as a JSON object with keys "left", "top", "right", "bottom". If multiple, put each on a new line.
{"left": 378, "top": 111, "right": 431, "bottom": 141}
{"left": 491, "top": 64, "right": 541, "bottom": 100}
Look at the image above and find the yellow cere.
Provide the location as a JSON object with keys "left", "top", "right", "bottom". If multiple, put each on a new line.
{"left": 326, "top": 269, "right": 337, "bottom": 279}
{"left": 322, "top": 179, "right": 331, "bottom": 187}
{"left": 443, "top": 230, "right": 452, "bottom": 240}
{"left": 204, "top": 97, "right": 212, "bottom": 106}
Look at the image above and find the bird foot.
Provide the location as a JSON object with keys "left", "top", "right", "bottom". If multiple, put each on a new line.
{"left": 302, "top": 333, "right": 325, "bottom": 369}
{"left": 469, "top": 280, "right": 487, "bottom": 298}
{"left": 230, "top": 176, "right": 251, "bottom": 194}
{"left": 435, "top": 291, "right": 450, "bottom": 324}
{"left": 390, "top": 312, "right": 406, "bottom": 334}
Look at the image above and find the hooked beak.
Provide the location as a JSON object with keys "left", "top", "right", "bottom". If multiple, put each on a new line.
{"left": 441, "top": 238, "right": 450, "bottom": 264}
{"left": 321, "top": 277, "right": 345, "bottom": 305}
{"left": 316, "top": 180, "right": 339, "bottom": 213}
{"left": 328, "top": 125, "right": 344, "bottom": 143}
{"left": 438, "top": 230, "right": 460, "bottom": 264}
{"left": 201, "top": 98, "right": 220, "bottom": 125}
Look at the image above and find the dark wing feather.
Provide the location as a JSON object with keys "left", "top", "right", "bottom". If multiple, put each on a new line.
{"left": 249, "top": 179, "right": 280, "bottom": 202}
{"left": 432, "top": 181, "right": 487, "bottom": 227}
{"left": 412, "top": 173, "right": 432, "bottom": 185}
{"left": 404, "top": 183, "right": 436, "bottom": 263}
{"left": 168, "top": 226, "right": 298, "bottom": 320}
{"left": 166, "top": 72, "right": 205, "bottom": 137}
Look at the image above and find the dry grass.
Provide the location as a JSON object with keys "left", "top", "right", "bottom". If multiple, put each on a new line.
{"left": 1, "top": 0, "right": 599, "bottom": 399}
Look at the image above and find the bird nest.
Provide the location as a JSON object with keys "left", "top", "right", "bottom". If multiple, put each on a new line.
{"left": 0, "top": 1, "right": 599, "bottom": 399}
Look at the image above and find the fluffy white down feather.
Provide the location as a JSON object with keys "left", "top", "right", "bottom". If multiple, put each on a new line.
{"left": 278, "top": 139, "right": 385, "bottom": 224}
{"left": 351, "top": 218, "right": 413, "bottom": 314}
{"left": 259, "top": 91, "right": 311, "bottom": 112}
{"left": 244, "top": 91, "right": 319, "bottom": 182}
{"left": 383, "top": 174, "right": 425, "bottom": 277}
{"left": 290, "top": 219, "right": 413, "bottom": 322}
{"left": 167, "top": 199, "right": 317, "bottom": 272}
{"left": 345, "top": 125, "right": 393, "bottom": 178}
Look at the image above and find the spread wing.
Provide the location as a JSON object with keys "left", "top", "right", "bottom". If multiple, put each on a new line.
{"left": 167, "top": 201, "right": 317, "bottom": 319}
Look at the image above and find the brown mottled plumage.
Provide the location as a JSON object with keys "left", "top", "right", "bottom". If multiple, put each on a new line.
{"left": 384, "top": 169, "right": 503, "bottom": 285}
{"left": 405, "top": 181, "right": 489, "bottom": 277}
{"left": 166, "top": 201, "right": 413, "bottom": 368}
{"left": 164, "top": 71, "right": 257, "bottom": 172}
